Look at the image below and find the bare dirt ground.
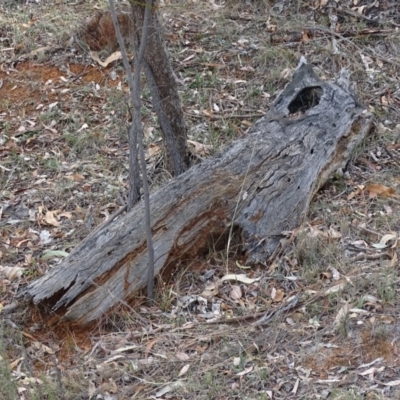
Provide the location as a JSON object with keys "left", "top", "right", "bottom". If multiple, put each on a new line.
{"left": 1, "top": 0, "right": 400, "bottom": 399}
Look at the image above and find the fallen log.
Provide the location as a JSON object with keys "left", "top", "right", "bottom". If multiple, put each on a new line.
{"left": 24, "top": 61, "right": 373, "bottom": 325}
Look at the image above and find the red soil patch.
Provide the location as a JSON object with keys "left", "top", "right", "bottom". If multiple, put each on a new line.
{"left": 0, "top": 61, "right": 124, "bottom": 123}
{"left": 304, "top": 328, "right": 397, "bottom": 378}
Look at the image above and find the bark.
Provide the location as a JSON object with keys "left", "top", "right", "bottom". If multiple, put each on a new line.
{"left": 130, "top": 0, "right": 189, "bottom": 176}
{"left": 23, "top": 63, "right": 373, "bottom": 326}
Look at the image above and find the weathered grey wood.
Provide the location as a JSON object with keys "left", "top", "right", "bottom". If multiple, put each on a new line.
{"left": 24, "top": 62, "right": 373, "bottom": 325}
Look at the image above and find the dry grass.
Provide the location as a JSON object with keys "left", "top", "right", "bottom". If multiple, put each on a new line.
{"left": 1, "top": 0, "right": 400, "bottom": 399}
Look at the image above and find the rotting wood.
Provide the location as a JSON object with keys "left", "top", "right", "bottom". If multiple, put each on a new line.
{"left": 23, "top": 61, "right": 373, "bottom": 326}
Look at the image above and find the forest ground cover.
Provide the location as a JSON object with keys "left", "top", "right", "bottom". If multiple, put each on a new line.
{"left": 1, "top": 0, "right": 400, "bottom": 399}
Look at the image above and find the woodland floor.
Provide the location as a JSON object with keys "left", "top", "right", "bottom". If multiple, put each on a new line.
{"left": 1, "top": 0, "right": 400, "bottom": 399}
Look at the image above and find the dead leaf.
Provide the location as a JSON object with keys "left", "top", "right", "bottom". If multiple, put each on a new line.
{"left": 236, "top": 260, "right": 251, "bottom": 269}
{"left": 90, "top": 50, "right": 122, "bottom": 67}
{"left": 221, "top": 274, "right": 260, "bottom": 284}
{"left": 44, "top": 210, "right": 59, "bottom": 227}
{"left": 42, "top": 122, "right": 57, "bottom": 134}
{"left": 1, "top": 266, "right": 24, "bottom": 281}
{"left": 88, "top": 381, "right": 96, "bottom": 398}
{"left": 66, "top": 173, "right": 85, "bottom": 182}
{"left": 320, "top": 271, "right": 332, "bottom": 280}
{"left": 201, "top": 109, "right": 213, "bottom": 117}
{"left": 333, "top": 302, "right": 351, "bottom": 329}
{"left": 178, "top": 364, "right": 190, "bottom": 377}
{"left": 230, "top": 285, "right": 242, "bottom": 300}
{"left": 241, "top": 120, "right": 252, "bottom": 127}
{"left": 23, "top": 46, "right": 54, "bottom": 58}
{"left": 327, "top": 227, "right": 341, "bottom": 239}
{"left": 372, "top": 233, "right": 397, "bottom": 249}
{"left": 176, "top": 352, "right": 190, "bottom": 361}
{"left": 145, "top": 338, "right": 159, "bottom": 358}
{"left": 378, "top": 316, "right": 395, "bottom": 324}
{"left": 40, "top": 343, "right": 55, "bottom": 355}
{"left": 347, "top": 185, "right": 364, "bottom": 200}
{"left": 112, "top": 345, "right": 138, "bottom": 354}
{"left": 77, "top": 123, "right": 88, "bottom": 133}
{"left": 358, "top": 366, "right": 385, "bottom": 376}
{"left": 327, "top": 266, "right": 340, "bottom": 280}
{"left": 155, "top": 381, "right": 184, "bottom": 397}
{"left": 144, "top": 126, "right": 155, "bottom": 139}
{"left": 365, "top": 183, "right": 396, "bottom": 198}
{"left": 353, "top": 5, "right": 367, "bottom": 14}
{"left": 271, "top": 288, "right": 285, "bottom": 302}
{"left": 41, "top": 250, "right": 69, "bottom": 260}
{"left": 309, "top": 316, "right": 321, "bottom": 328}
{"left": 291, "top": 378, "right": 299, "bottom": 394}
{"left": 390, "top": 250, "right": 398, "bottom": 267}
{"left": 201, "top": 281, "right": 220, "bottom": 297}
{"left": 9, "top": 357, "right": 23, "bottom": 369}
{"left": 236, "top": 366, "right": 253, "bottom": 376}
{"left": 146, "top": 143, "right": 161, "bottom": 159}
{"left": 384, "top": 380, "right": 400, "bottom": 387}
{"left": 324, "top": 282, "right": 346, "bottom": 295}
{"left": 187, "top": 140, "right": 213, "bottom": 156}
{"left": 59, "top": 212, "right": 72, "bottom": 219}
{"left": 100, "top": 378, "right": 118, "bottom": 394}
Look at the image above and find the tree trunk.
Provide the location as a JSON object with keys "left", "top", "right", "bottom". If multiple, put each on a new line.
{"left": 23, "top": 62, "right": 373, "bottom": 326}
{"left": 130, "top": 0, "right": 189, "bottom": 176}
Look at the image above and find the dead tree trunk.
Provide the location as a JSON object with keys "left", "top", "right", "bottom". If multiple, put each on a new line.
{"left": 24, "top": 62, "right": 372, "bottom": 326}
{"left": 131, "top": 1, "right": 189, "bottom": 176}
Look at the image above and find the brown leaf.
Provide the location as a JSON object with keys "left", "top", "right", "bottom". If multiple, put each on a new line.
{"left": 145, "top": 338, "right": 159, "bottom": 358}
{"left": 347, "top": 185, "right": 364, "bottom": 200}
{"left": 187, "top": 140, "right": 213, "bottom": 156}
{"left": 66, "top": 173, "right": 84, "bottom": 182}
{"left": 365, "top": 184, "right": 396, "bottom": 198}
{"left": 100, "top": 378, "right": 118, "bottom": 394}
{"left": 146, "top": 143, "right": 161, "bottom": 159}
{"left": 327, "top": 227, "right": 341, "bottom": 239}
{"left": 271, "top": 288, "right": 285, "bottom": 302}
{"left": 8, "top": 357, "right": 23, "bottom": 370}
{"left": 44, "top": 211, "right": 59, "bottom": 227}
